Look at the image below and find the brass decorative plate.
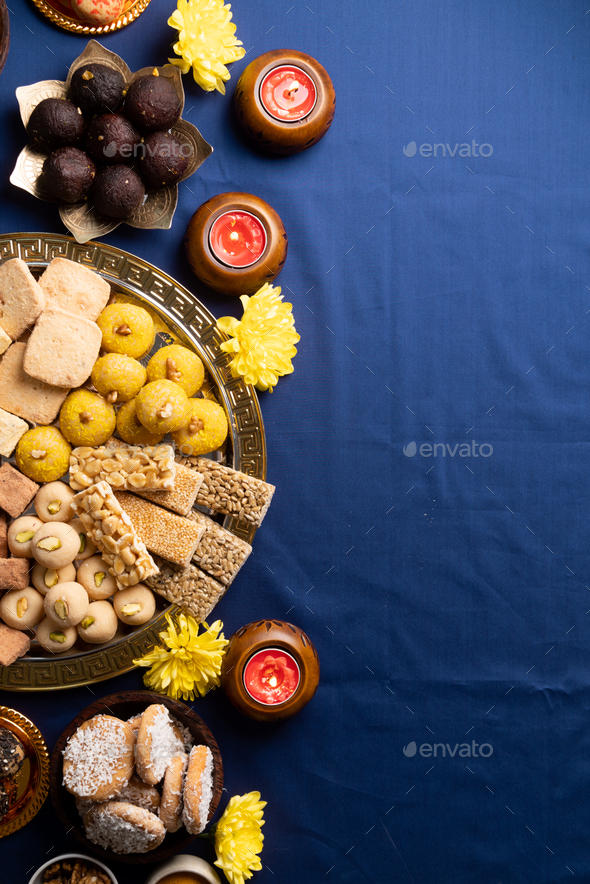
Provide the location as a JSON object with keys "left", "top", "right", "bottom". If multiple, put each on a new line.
{"left": 0, "top": 232, "right": 266, "bottom": 692}
{"left": 0, "top": 706, "right": 50, "bottom": 837}
{"left": 29, "top": 0, "right": 151, "bottom": 35}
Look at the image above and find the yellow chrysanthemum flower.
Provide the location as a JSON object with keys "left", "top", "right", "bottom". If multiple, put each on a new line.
{"left": 133, "top": 614, "right": 228, "bottom": 701}
{"left": 214, "top": 792, "right": 267, "bottom": 884}
{"left": 217, "top": 284, "right": 300, "bottom": 392}
{"left": 168, "top": 0, "right": 246, "bottom": 94}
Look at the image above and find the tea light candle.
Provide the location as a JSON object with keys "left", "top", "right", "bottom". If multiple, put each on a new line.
{"left": 234, "top": 50, "right": 335, "bottom": 155}
{"left": 184, "top": 192, "right": 288, "bottom": 296}
{"left": 244, "top": 648, "right": 300, "bottom": 705}
{"left": 209, "top": 211, "right": 267, "bottom": 268}
{"left": 259, "top": 66, "right": 317, "bottom": 122}
{"left": 221, "top": 620, "right": 320, "bottom": 721}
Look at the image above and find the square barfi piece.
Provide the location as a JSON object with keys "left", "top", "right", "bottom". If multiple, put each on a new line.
{"left": 0, "top": 407, "right": 28, "bottom": 457}
{"left": 38, "top": 258, "right": 111, "bottom": 321}
{"left": 24, "top": 307, "right": 101, "bottom": 388}
{"left": 0, "top": 557, "right": 30, "bottom": 591}
{"left": 0, "top": 258, "right": 45, "bottom": 341}
{"left": 0, "top": 327, "right": 10, "bottom": 356}
{"left": 0, "top": 463, "right": 39, "bottom": 518}
{"left": 0, "top": 623, "right": 30, "bottom": 665}
{"left": 0, "top": 343, "right": 69, "bottom": 424}
{"left": 0, "top": 513, "right": 7, "bottom": 558}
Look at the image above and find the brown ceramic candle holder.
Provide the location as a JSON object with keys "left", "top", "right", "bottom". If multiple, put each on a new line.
{"left": 220, "top": 620, "right": 320, "bottom": 722}
{"left": 234, "top": 50, "right": 336, "bottom": 155}
{"left": 184, "top": 192, "right": 288, "bottom": 296}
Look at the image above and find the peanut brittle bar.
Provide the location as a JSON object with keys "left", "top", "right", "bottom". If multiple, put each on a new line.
{"left": 70, "top": 444, "right": 175, "bottom": 491}
{"left": 71, "top": 481, "right": 158, "bottom": 589}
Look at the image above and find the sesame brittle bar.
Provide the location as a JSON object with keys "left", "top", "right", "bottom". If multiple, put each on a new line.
{"left": 70, "top": 444, "right": 176, "bottom": 491}
{"left": 114, "top": 492, "right": 204, "bottom": 568}
{"left": 71, "top": 481, "right": 158, "bottom": 589}
{"left": 176, "top": 456, "right": 275, "bottom": 527}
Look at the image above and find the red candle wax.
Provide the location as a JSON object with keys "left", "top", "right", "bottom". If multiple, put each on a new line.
{"left": 209, "top": 211, "right": 267, "bottom": 268}
{"left": 244, "top": 648, "right": 301, "bottom": 705}
{"left": 260, "top": 65, "right": 317, "bottom": 122}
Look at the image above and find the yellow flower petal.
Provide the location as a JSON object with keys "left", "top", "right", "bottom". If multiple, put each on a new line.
{"left": 168, "top": 0, "right": 245, "bottom": 93}
{"left": 215, "top": 284, "right": 299, "bottom": 392}
{"left": 214, "top": 792, "right": 267, "bottom": 884}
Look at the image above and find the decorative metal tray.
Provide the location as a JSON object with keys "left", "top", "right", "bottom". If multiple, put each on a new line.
{"left": 0, "top": 706, "right": 50, "bottom": 837}
{"left": 0, "top": 232, "right": 267, "bottom": 692}
{"left": 29, "top": 0, "right": 151, "bottom": 35}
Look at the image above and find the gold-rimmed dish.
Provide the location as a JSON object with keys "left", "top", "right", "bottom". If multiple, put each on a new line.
{"left": 0, "top": 706, "right": 50, "bottom": 838}
{"left": 0, "top": 232, "right": 267, "bottom": 692}
{"left": 29, "top": 0, "right": 151, "bottom": 36}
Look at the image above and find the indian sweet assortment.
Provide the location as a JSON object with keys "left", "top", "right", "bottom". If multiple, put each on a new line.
{"left": 0, "top": 256, "right": 275, "bottom": 664}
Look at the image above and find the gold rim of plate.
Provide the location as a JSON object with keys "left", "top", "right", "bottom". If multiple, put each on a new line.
{"left": 0, "top": 232, "right": 267, "bottom": 693}
{"left": 29, "top": 0, "right": 151, "bottom": 35}
{"left": 0, "top": 706, "right": 50, "bottom": 837}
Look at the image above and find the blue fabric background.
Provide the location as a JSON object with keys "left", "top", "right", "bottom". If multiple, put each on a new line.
{"left": 1, "top": 0, "right": 590, "bottom": 881}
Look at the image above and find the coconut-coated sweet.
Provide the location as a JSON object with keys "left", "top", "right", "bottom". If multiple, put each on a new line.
{"left": 32, "top": 522, "right": 81, "bottom": 569}
{"left": 59, "top": 390, "right": 116, "bottom": 447}
{"left": 115, "top": 398, "right": 164, "bottom": 446}
{"left": 7, "top": 515, "right": 44, "bottom": 557}
{"left": 15, "top": 426, "right": 71, "bottom": 483}
{"left": 171, "top": 398, "right": 228, "bottom": 456}
{"left": 97, "top": 303, "right": 154, "bottom": 358}
{"left": 44, "top": 581, "right": 89, "bottom": 628}
{"left": 135, "top": 379, "right": 189, "bottom": 435}
{"left": 91, "top": 353, "right": 147, "bottom": 404}
{"left": 146, "top": 344, "right": 204, "bottom": 397}
{"left": 34, "top": 481, "right": 77, "bottom": 523}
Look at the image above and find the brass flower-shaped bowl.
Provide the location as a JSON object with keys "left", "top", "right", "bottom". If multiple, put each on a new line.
{"left": 10, "top": 40, "right": 213, "bottom": 244}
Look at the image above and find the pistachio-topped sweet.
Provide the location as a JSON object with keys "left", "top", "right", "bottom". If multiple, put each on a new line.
{"left": 31, "top": 522, "right": 81, "bottom": 569}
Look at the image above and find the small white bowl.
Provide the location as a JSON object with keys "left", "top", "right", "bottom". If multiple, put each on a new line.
{"left": 28, "top": 853, "right": 118, "bottom": 884}
{"left": 144, "top": 854, "right": 221, "bottom": 884}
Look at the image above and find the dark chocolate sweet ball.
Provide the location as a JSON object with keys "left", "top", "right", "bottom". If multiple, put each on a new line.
{"left": 27, "top": 98, "right": 85, "bottom": 150}
{"left": 124, "top": 74, "right": 181, "bottom": 132}
{"left": 85, "top": 113, "right": 140, "bottom": 164}
{"left": 139, "top": 131, "right": 190, "bottom": 187}
{"left": 70, "top": 63, "right": 126, "bottom": 116}
{"left": 93, "top": 165, "right": 145, "bottom": 219}
{"left": 42, "top": 147, "right": 96, "bottom": 203}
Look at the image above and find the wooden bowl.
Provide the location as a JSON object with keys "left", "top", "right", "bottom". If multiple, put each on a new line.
{"left": 234, "top": 50, "right": 336, "bottom": 155}
{"left": 220, "top": 620, "right": 320, "bottom": 722}
{"left": 184, "top": 192, "right": 288, "bottom": 296}
{"left": 49, "top": 691, "right": 223, "bottom": 864}
{"left": 0, "top": 0, "right": 10, "bottom": 76}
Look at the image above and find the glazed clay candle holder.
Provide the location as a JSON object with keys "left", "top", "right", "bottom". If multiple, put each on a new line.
{"left": 234, "top": 49, "right": 336, "bottom": 155}
{"left": 184, "top": 192, "right": 288, "bottom": 295}
{"left": 220, "top": 620, "right": 319, "bottom": 722}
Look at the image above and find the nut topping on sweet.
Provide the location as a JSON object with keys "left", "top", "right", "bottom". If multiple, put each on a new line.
{"left": 37, "top": 536, "right": 62, "bottom": 551}
{"left": 31, "top": 449, "right": 46, "bottom": 459}
{"left": 54, "top": 598, "right": 69, "bottom": 620}
{"left": 16, "top": 597, "right": 28, "bottom": 618}
{"left": 80, "top": 411, "right": 93, "bottom": 424}
{"left": 106, "top": 390, "right": 118, "bottom": 403}
{"left": 157, "top": 402, "right": 173, "bottom": 419}
{"left": 115, "top": 324, "right": 132, "bottom": 336}
{"left": 166, "top": 357, "right": 181, "bottom": 382}
{"left": 188, "top": 416, "right": 204, "bottom": 435}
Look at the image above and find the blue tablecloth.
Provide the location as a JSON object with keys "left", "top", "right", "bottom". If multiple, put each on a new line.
{"left": 2, "top": 0, "right": 590, "bottom": 881}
